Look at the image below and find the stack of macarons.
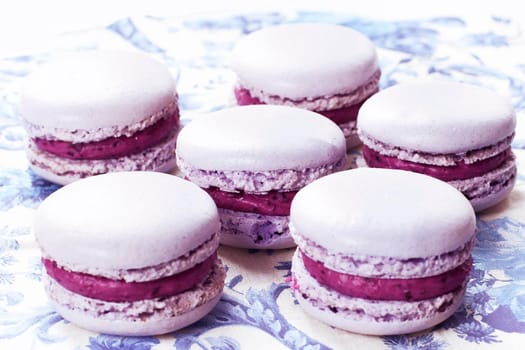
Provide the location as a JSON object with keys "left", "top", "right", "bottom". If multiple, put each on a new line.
{"left": 357, "top": 80, "right": 516, "bottom": 211}
{"left": 20, "top": 50, "right": 180, "bottom": 185}
{"left": 230, "top": 23, "right": 381, "bottom": 149}
{"left": 34, "top": 172, "right": 226, "bottom": 335}
{"left": 289, "top": 168, "right": 476, "bottom": 335}
{"left": 176, "top": 104, "right": 346, "bottom": 249}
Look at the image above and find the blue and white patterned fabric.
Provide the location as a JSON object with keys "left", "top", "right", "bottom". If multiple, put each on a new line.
{"left": 1, "top": 10, "right": 525, "bottom": 350}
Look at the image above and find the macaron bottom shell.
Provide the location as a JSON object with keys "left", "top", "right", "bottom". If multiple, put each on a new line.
{"left": 219, "top": 208, "right": 295, "bottom": 249}
{"left": 291, "top": 251, "right": 465, "bottom": 335}
{"left": 469, "top": 178, "right": 516, "bottom": 211}
{"left": 339, "top": 121, "right": 361, "bottom": 149}
{"left": 450, "top": 161, "right": 517, "bottom": 212}
{"left": 44, "top": 258, "right": 226, "bottom": 336}
{"left": 51, "top": 291, "right": 222, "bottom": 337}
{"left": 293, "top": 285, "right": 464, "bottom": 336}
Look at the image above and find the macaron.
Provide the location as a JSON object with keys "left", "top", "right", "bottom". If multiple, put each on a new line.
{"left": 357, "top": 80, "right": 516, "bottom": 212}
{"left": 230, "top": 23, "right": 380, "bottom": 149}
{"left": 19, "top": 50, "right": 180, "bottom": 185}
{"left": 176, "top": 104, "right": 346, "bottom": 249}
{"left": 33, "top": 172, "right": 225, "bottom": 336}
{"left": 290, "top": 168, "right": 476, "bottom": 335}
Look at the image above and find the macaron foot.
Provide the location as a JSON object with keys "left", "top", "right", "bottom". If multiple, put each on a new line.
{"left": 219, "top": 208, "right": 295, "bottom": 249}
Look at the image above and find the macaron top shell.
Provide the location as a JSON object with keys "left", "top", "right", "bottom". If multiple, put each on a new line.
{"left": 231, "top": 23, "right": 379, "bottom": 99}
{"left": 176, "top": 105, "right": 346, "bottom": 171}
{"left": 290, "top": 168, "right": 476, "bottom": 258}
{"left": 357, "top": 80, "right": 516, "bottom": 153}
{"left": 20, "top": 50, "right": 177, "bottom": 130}
{"left": 34, "top": 172, "right": 219, "bottom": 269}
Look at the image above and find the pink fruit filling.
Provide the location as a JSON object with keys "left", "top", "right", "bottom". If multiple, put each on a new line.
{"left": 234, "top": 86, "right": 264, "bottom": 106}
{"left": 320, "top": 102, "right": 364, "bottom": 125}
{"left": 33, "top": 113, "right": 179, "bottom": 160}
{"left": 234, "top": 86, "right": 363, "bottom": 124}
{"left": 300, "top": 251, "right": 471, "bottom": 301}
{"left": 204, "top": 186, "right": 296, "bottom": 216}
{"left": 42, "top": 251, "right": 216, "bottom": 302}
{"left": 362, "top": 145, "right": 513, "bottom": 181}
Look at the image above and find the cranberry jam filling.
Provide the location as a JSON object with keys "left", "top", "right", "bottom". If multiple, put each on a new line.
{"left": 204, "top": 186, "right": 296, "bottom": 216}
{"left": 362, "top": 145, "right": 513, "bottom": 181}
{"left": 234, "top": 86, "right": 363, "bottom": 124}
{"left": 234, "top": 86, "right": 264, "bottom": 106}
{"left": 43, "top": 251, "right": 216, "bottom": 302}
{"left": 300, "top": 251, "right": 471, "bottom": 302}
{"left": 33, "top": 113, "right": 179, "bottom": 160}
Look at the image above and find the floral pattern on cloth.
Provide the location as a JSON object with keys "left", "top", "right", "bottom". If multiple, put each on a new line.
{"left": 1, "top": 10, "right": 525, "bottom": 350}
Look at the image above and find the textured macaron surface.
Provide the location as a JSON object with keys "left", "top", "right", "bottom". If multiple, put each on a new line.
{"left": 176, "top": 105, "right": 346, "bottom": 171}
{"left": 34, "top": 172, "right": 220, "bottom": 270}
{"left": 20, "top": 50, "right": 177, "bottom": 130}
{"left": 357, "top": 80, "right": 516, "bottom": 153}
{"left": 231, "top": 23, "right": 379, "bottom": 99}
{"left": 290, "top": 168, "right": 476, "bottom": 258}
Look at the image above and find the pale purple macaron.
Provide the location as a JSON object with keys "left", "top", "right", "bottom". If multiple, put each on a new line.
{"left": 357, "top": 80, "right": 516, "bottom": 212}
{"left": 176, "top": 104, "right": 346, "bottom": 249}
{"left": 231, "top": 23, "right": 381, "bottom": 149}
{"left": 290, "top": 168, "right": 476, "bottom": 335}
{"left": 34, "top": 172, "right": 225, "bottom": 336}
{"left": 19, "top": 50, "right": 180, "bottom": 185}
